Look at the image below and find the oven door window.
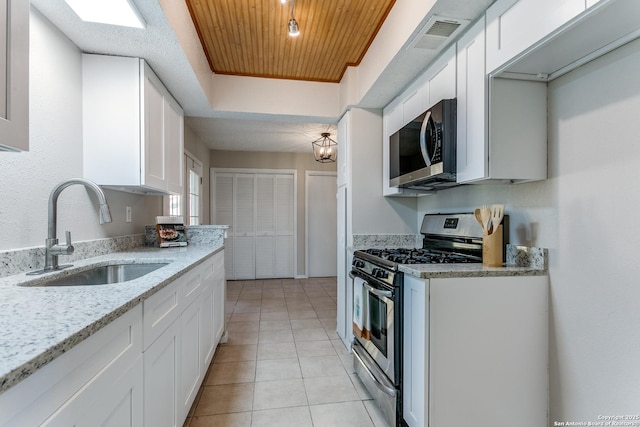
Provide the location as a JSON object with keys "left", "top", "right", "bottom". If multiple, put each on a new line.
{"left": 368, "top": 292, "right": 388, "bottom": 357}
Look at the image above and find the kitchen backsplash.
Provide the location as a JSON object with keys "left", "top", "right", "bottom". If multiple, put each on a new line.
{"left": 0, "top": 225, "right": 229, "bottom": 279}
{"left": 145, "top": 225, "right": 228, "bottom": 248}
{"left": 351, "top": 234, "right": 421, "bottom": 249}
{"left": 0, "top": 234, "right": 145, "bottom": 279}
{"left": 506, "top": 244, "right": 548, "bottom": 270}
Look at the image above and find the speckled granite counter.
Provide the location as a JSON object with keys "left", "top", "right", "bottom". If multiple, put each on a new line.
{"left": 0, "top": 243, "right": 223, "bottom": 394}
{"left": 399, "top": 263, "right": 547, "bottom": 279}
{"left": 399, "top": 244, "right": 548, "bottom": 279}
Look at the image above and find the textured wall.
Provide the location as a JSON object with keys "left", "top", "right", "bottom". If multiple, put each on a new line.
{"left": 0, "top": 10, "right": 161, "bottom": 252}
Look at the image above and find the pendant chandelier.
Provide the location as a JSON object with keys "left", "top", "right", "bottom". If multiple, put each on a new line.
{"left": 312, "top": 132, "right": 337, "bottom": 163}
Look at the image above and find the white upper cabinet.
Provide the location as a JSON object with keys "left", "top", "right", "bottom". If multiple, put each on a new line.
{"left": 425, "top": 44, "right": 457, "bottom": 108}
{"left": 0, "top": 0, "right": 29, "bottom": 152}
{"left": 495, "top": 0, "right": 640, "bottom": 81}
{"left": 456, "top": 17, "right": 488, "bottom": 183}
{"left": 382, "top": 45, "right": 456, "bottom": 197}
{"left": 82, "top": 54, "right": 184, "bottom": 195}
{"left": 456, "top": 17, "right": 547, "bottom": 184}
{"left": 486, "top": 0, "right": 585, "bottom": 73}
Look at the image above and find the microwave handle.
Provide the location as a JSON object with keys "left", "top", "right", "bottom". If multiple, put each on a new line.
{"left": 419, "top": 110, "right": 432, "bottom": 167}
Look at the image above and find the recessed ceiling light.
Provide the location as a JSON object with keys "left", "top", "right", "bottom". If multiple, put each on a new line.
{"left": 64, "top": 0, "right": 145, "bottom": 29}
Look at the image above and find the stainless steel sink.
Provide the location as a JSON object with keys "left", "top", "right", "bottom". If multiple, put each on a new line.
{"left": 24, "top": 263, "right": 169, "bottom": 286}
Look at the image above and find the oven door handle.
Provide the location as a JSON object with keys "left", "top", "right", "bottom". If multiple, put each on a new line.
{"left": 363, "top": 283, "right": 393, "bottom": 299}
{"left": 352, "top": 343, "right": 397, "bottom": 397}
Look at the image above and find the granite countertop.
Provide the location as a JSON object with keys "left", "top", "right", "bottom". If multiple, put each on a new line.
{"left": 399, "top": 263, "right": 548, "bottom": 279}
{"left": 0, "top": 244, "right": 223, "bottom": 394}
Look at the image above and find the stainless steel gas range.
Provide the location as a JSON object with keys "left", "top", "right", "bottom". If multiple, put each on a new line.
{"left": 350, "top": 213, "right": 505, "bottom": 427}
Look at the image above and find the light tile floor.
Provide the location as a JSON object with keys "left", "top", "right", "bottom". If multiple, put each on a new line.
{"left": 183, "top": 277, "right": 391, "bottom": 427}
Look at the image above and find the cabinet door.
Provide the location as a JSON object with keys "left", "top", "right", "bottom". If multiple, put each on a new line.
{"left": 143, "top": 67, "right": 167, "bottom": 191}
{"left": 41, "top": 356, "right": 143, "bottom": 427}
{"left": 486, "top": 0, "right": 585, "bottom": 73}
{"left": 200, "top": 262, "right": 216, "bottom": 369}
{"left": 143, "top": 276, "right": 181, "bottom": 351}
{"left": 402, "top": 275, "right": 428, "bottom": 427}
{"left": 179, "top": 299, "right": 202, "bottom": 422}
{"left": 165, "top": 97, "right": 184, "bottom": 194}
{"left": 456, "top": 17, "right": 488, "bottom": 184}
{"left": 429, "top": 276, "right": 548, "bottom": 427}
{"left": 1, "top": 306, "right": 143, "bottom": 426}
{"left": 402, "top": 88, "right": 423, "bottom": 124}
{"left": 213, "top": 271, "right": 226, "bottom": 344}
{"left": 144, "top": 321, "right": 180, "bottom": 427}
{"left": 0, "top": 0, "right": 29, "bottom": 152}
{"left": 426, "top": 44, "right": 456, "bottom": 107}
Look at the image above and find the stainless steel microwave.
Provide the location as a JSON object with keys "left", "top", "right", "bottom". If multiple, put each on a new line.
{"left": 389, "top": 98, "right": 457, "bottom": 190}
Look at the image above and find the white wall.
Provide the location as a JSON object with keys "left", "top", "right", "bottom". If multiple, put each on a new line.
{"left": 0, "top": 9, "right": 161, "bottom": 252}
{"left": 417, "top": 38, "right": 640, "bottom": 421}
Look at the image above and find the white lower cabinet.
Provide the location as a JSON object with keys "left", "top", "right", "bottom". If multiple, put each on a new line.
{"left": 143, "top": 321, "right": 180, "bottom": 427}
{"left": 0, "top": 251, "right": 225, "bottom": 427}
{"left": 179, "top": 298, "right": 203, "bottom": 421}
{"left": 0, "top": 305, "right": 143, "bottom": 427}
{"left": 402, "top": 275, "right": 427, "bottom": 427}
{"left": 143, "top": 251, "right": 225, "bottom": 427}
{"left": 403, "top": 274, "right": 549, "bottom": 427}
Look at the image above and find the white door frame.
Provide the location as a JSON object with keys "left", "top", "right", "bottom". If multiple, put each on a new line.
{"left": 305, "top": 171, "right": 338, "bottom": 278}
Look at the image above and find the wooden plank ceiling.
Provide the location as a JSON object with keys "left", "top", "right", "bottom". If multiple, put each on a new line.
{"left": 185, "top": 0, "right": 396, "bottom": 83}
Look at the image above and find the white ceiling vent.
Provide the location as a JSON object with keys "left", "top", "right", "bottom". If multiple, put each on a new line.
{"left": 408, "top": 16, "right": 470, "bottom": 51}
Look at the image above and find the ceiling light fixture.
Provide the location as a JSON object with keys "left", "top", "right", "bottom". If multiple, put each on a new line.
{"left": 288, "top": 0, "right": 300, "bottom": 37}
{"left": 312, "top": 132, "right": 337, "bottom": 163}
{"left": 64, "top": 0, "right": 146, "bottom": 29}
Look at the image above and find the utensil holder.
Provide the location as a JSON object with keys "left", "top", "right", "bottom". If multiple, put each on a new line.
{"left": 482, "top": 225, "right": 503, "bottom": 267}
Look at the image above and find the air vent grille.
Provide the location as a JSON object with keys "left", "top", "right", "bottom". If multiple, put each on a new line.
{"left": 425, "top": 20, "right": 461, "bottom": 38}
{"left": 408, "top": 16, "right": 470, "bottom": 51}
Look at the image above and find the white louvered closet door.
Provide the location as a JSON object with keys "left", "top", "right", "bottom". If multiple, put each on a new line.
{"left": 233, "top": 174, "right": 256, "bottom": 280}
{"left": 255, "top": 175, "right": 276, "bottom": 278}
{"left": 212, "top": 169, "right": 295, "bottom": 280}
{"left": 275, "top": 175, "right": 294, "bottom": 277}
{"left": 214, "top": 173, "right": 234, "bottom": 278}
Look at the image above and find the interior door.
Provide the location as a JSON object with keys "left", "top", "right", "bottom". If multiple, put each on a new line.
{"left": 255, "top": 174, "right": 275, "bottom": 278}
{"left": 307, "top": 173, "right": 337, "bottom": 277}
{"left": 233, "top": 174, "right": 255, "bottom": 280}
{"left": 274, "top": 175, "right": 295, "bottom": 277}
{"left": 213, "top": 172, "right": 234, "bottom": 279}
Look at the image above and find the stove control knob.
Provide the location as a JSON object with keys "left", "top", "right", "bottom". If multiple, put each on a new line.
{"left": 373, "top": 268, "right": 388, "bottom": 279}
{"left": 353, "top": 260, "right": 365, "bottom": 268}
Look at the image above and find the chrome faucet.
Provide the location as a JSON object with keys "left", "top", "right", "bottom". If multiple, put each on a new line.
{"left": 29, "top": 178, "right": 112, "bottom": 274}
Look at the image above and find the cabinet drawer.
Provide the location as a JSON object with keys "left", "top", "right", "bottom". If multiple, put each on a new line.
{"left": 180, "top": 268, "right": 203, "bottom": 311}
{"left": 143, "top": 280, "right": 181, "bottom": 350}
